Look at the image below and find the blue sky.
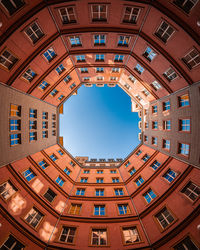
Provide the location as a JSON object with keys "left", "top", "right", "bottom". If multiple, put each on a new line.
{"left": 59, "top": 85, "right": 140, "bottom": 159}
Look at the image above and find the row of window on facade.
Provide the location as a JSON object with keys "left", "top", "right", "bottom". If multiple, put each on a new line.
{"left": 9, "top": 104, "right": 56, "bottom": 145}
{"left": 1, "top": 0, "right": 198, "bottom": 18}
{"left": 151, "top": 94, "right": 190, "bottom": 115}
{"left": 2, "top": 229, "right": 199, "bottom": 249}
{"left": 145, "top": 118, "right": 190, "bottom": 131}
{"left": 1, "top": 1, "right": 199, "bottom": 70}
{"left": 0, "top": 178, "right": 199, "bottom": 247}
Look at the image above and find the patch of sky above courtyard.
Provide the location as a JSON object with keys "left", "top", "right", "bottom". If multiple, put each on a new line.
{"left": 60, "top": 85, "right": 141, "bottom": 159}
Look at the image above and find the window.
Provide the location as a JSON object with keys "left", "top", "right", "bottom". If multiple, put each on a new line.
{"left": 143, "top": 189, "right": 156, "bottom": 203}
{"left": 125, "top": 161, "right": 130, "bottom": 168}
{"left": 122, "top": 6, "right": 140, "bottom": 24}
{"left": 38, "top": 160, "right": 49, "bottom": 170}
{"left": 163, "top": 100, "right": 170, "bottom": 111}
{"left": 0, "top": 49, "right": 18, "bottom": 70}
{"left": 118, "top": 204, "right": 130, "bottom": 215}
{"left": 163, "top": 67, "right": 178, "bottom": 82}
{"left": 112, "top": 67, "right": 120, "bottom": 73}
{"left": 57, "top": 150, "right": 64, "bottom": 156}
{"left": 143, "top": 89, "right": 150, "bottom": 96}
{"left": 181, "top": 181, "right": 200, "bottom": 201}
{"left": 70, "top": 161, "right": 76, "bottom": 167}
{"left": 94, "top": 205, "right": 105, "bottom": 216}
{"left": 25, "top": 22, "right": 44, "bottom": 44}
{"left": 94, "top": 34, "right": 106, "bottom": 45}
{"left": 0, "top": 180, "right": 17, "bottom": 200}
{"left": 152, "top": 105, "right": 158, "bottom": 114}
{"left": 150, "top": 160, "right": 161, "bottom": 171}
{"left": 110, "top": 76, "right": 117, "bottom": 81}
{"left": 123, "top": 227, "right": 141, "bottom": 244}
{"left": 179, "top": 119, "right": 190, "bottom": 131}
{"left": 0, "top": 235, "right": 25, "bottom": 249}
{"left": 97, "top": 170, "right": 103, "bottom": 174}
{"left": 42, "top": 112, "right": 48, "bottom": 119}
{"left": 43, "top": 47, "right": 56, "bottom": 62}
{"left": 91, "top": 229, "right": 107, "bottom": 246}
{"left": 178, "top": 143, "right": 190, "bottom": 156}
{"left": 24, "top": 207, "right": 43, "bottom": 228}
{"left": 10, "top": 119, "right": 20, "bottom": 131}
{"left": 38, "top": 80, "right": 49, "bottom": 91}
{"left": 152, "top": 121, "right": 158, "bottom": 129}
{"left": 136, "top": 94, "right": 142, "bottom": 101}
{"left": 22, "top": 68, "right": 37, "bottom": 82}
{"left": 69, "top": 36, "right": 81, "bottom": 46}
{"left": 29, "top": 109, "right": 37, "bottom": 118}
{"left": 173, "top": 0, "right": 199, "bottom": 14}
{"left": 163, "top": 120, "right": 171, "bottom": 130}
{"left": 182, "top": 48, "right": 200, "bottom": 69}
{"left": 129, "top": 75, "right": 136, "bottom": 83}
{"left": 44, "top": 188, "right": 57, "bottom": 203}
{"left": 125, "top": 83, "right": 131, "bottom": 90}
{"left": 59, "top": 226, "right": 76, "bottom": 243}
{"left": 83, "top": 77, "right": 90, "bottom": 81}
{"left": 70, "top": 83, "right": 76, "bottom": 90}
{"left": 95, "top": 54, "right": 104, "bottom": 61}
{"left": 163, "top": 169, "right": 178, "bottom": 183}
{"left": 110, "top": 170, "right": 116, "bottom": 174}
{"left": 50, "top": 89, "right": 58, "bottom": 97}
{"left": 64, "top": 75, "right": 72, "bottom": 83}
{"left": 64, "top": 167, "right": 71, "bottom": 175}
{"left": 22, "top": 168, "right": 36, "bottom": 182}
{"left": 80, "top": 178, "right": 88, "bottom": 183}
{"left": 84, "top": 170, "right": 90, "bottom": 174}
{"left": 10, "top": 134, "right": 21, "bottom": 146}
{"left": 163, "top": 139, "right": 170, "bottom": 150}
{"left": 152, "top": 137, "right": 158, "bottom": 146}
{"left": 118, "top": 36, "right": 130, "bottom": 46}
{"left": 42, "top": 121, "right": 48, "bottom": 129}
{"left": 145, "top": 122, "right": 148, "bottom": 129}
{"left": 76, "top": 188, "right": 85, "bottom": 195}
{"left": 136, "top": 150, "right": 142, "bottom": 156}
{"left": 58, "top": 6, "right": 76, "bottom": 24}
{"left": 151, "top": 80, "right": 162, "bottom": 90}
{"left": 55, "top": 176, "right": 65, "bottom": 187}
{"left": 96, "top": 189, "right": 104, "bottom": 196}
{"left": 115, "top": 188, "right": 124, "bottom": 196}
{"left": 76, "top": 55, "right": 85, "bottom": 62}
{"left": 135, "top": 176, "right": 144, "bottom": 187}
{"left": 155, "top": 207, "right": 174, "bottom": 229}
{"left": 173, "top": 236, "right": 199, "bottom": 250}
{"left": 91, "top": 4, "right": 107, "bottom": 22}
{"left": 10, "top": 104, "right": 21, "bottom": 117}
{"left": 29, "top": 132, "right": 37, "bottom": 141}
{"left": 178, "top": 94, "right": 190, "bottom": 107}
{"left": 52, "top": 122, "right": 56, "bottom": 128}
{"left": 55, "top": 64, "right": 65, "bottom": 74}
{"left": 129, "top": 167, "right": 136, "bottom": 175}
{"left": 143, "top": 47, "right": 157, "bottom": 61}
{"left": 155, "top": 21, "right": 175, "bottom": 43}
{"left": 114, "top": 55, "right": 124, "bottom": 62}
{"left": 96, "top": 67, "right": 104, "bottom": 73}
{"left": 142, "top": 154, "right": 150, "bottom": 162}
{"left": 96, "top": 178, "right": 104, "bottom": 183}
{"left": 69, "top": 204, "right": 82, "bottom": 215}
{"left": 50, "top": 154, "right": 57, "bottom": 161}
{"left": 42, "top": 131, "right": 48, "bottom": 138}
{"left": 80, "top": 67, "right": 88, "bottom": 73}
{"left": 112, "top": 178, "right": 119, "bottom": 183}
{"left": 58, "top": 95, "right": 65, "bottom": 101}
{"left": 134, "top": 63, "right": 144, "bottom": 74}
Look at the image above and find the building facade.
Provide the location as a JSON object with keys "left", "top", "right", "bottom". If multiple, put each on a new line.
{"left": 0, "top": 0, "right": 199, "bottom": 249}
